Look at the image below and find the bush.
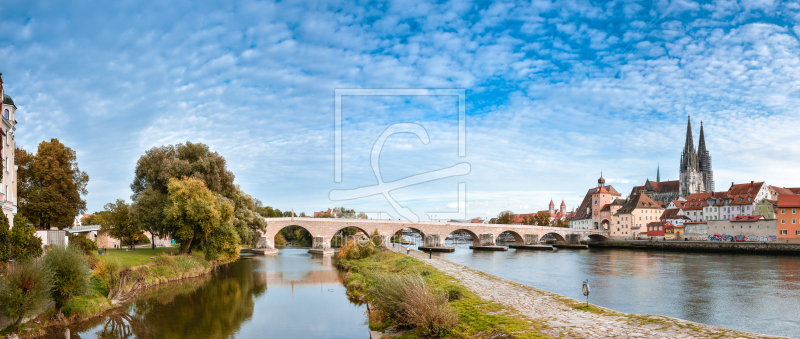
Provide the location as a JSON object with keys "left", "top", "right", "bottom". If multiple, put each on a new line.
{"left": 369, "top": 271, "right": 457, "bottom": 337}
{"left": 446, "top": 287, "right": 464, "bottom": 301}
{"left": 336, "top": 238, "right": 377, "bottom": 260}
{"left": 44, "top": 244, "right": 91, "bottom": 319}
{"left": 71, "top": 235, "right": 99, "bottom": 255}
{"left": 0, "top": 259, "right": 53, "bottom": 332}
{"left": 401, "top": 282, "right": 458, "bottom": 337}
{"left": 0, "top": 213, "right": 9, "bottom": 261}
{"left": 10, "top": 215, "right": 43, "bottom": 260}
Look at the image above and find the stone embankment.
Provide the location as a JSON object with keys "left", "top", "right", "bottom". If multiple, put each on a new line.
{"left": 592, "top": 241, "right": 800, "bottom": 255}
{"left": 390, "top": 246, "right": 786, "bottom": 339}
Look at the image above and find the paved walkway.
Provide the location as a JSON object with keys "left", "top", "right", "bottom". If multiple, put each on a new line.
{"left": 387, "top": 243, "right": 785, "bottom": 339}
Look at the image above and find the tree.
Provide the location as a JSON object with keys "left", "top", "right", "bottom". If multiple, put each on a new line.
{"left": 44, "top": 244, "right": 90, "bottom": 320}
{"left": 16, "top": 140, "right": 89, "bottom": 229}
{"left": 10, "top": 215, "right": 43, "bottom": 260}
{"left": 81, "top": 211, "right": 106, "bottom": 226}
{"left": 316, "top": 212, "right": 333, "bottom": 218}
{"left": 299, "top": 212, "right": 307, "bottom": 217}
{"left": 0, "top": 213, "right": 9, "bottom": 261}
{"left": 495, "top": 211, "right": 516, "bottom": 224}
{"left": 100, "top": 199, "right": 141, "bottom": 250}
{"left": 130, "top": 187, "right": 168, "bottom": 249}
{"left": 0, "top": 259, "right": 53, "bottom": 332}
{"left": 163, "top": 177, "right": 239, "bottom": 260}
{"left": 533, "top": 212, "right": 551, "bottom": 226}
{"left": 357, "top": 212, "right": 368, "bottom": 219}
{"left": 131, "top": 142, "right": 263, "bottom": 246}
{"left": 554, "top": 219, "right": 570, "bottom": 228}
{"left": 335, "top": 207, "right": 356, "bottom": 219}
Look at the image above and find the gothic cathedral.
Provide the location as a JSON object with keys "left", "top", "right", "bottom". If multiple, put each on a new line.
{"left": 679, "top": 116, "right": 714, "bottom": 197}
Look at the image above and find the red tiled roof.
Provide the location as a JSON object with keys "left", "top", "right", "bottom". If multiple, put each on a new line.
{"left": 771, "top": 186, "right": 796, "bottom": 196}
{"left": 618, "top": 192, "right": 662, "bottom": 214}
{"left": 778, "top": 195, "right": 800, "bottom": 207}
{"left": 728, "top": 181, "right": 764, "bottom": 195}
{"left": 787, "top": 188, "right": 800, "bottom": 194}
{"left": 731, "top": 215, "right": 764, "bottom": 222}
{"left": 631, "top": 180, "right": 680, "bottom": 196}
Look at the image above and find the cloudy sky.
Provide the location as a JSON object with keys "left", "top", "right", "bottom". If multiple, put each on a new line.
{"left": 1, "top": 0, "right": 799, "bottom": 221}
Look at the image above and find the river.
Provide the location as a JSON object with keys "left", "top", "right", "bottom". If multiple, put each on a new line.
{"left": 43, "top": 243, "right": 800, "bottom": 338}
{"left": 44, "top": 248, "right": 368, "bottom": 339}
{"left": 425, "top": 241, "right": 800, "bottom": 338}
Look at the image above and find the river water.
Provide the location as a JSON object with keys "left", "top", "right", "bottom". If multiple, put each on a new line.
{"left": 45, "top": 248, "right": 368, "bottom": 339}
{"left": 43, "top": 244, "right": 800, "bottom": 338}
{"left": 427, "top": 243, "right": 800, "bottom": 338}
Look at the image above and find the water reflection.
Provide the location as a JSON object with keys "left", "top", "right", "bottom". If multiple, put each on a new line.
{"left": 46, "top": 248, "right": 367, "bottom": 339}
{"left": 436, "top": 246, "right": 800, "bottom": 338}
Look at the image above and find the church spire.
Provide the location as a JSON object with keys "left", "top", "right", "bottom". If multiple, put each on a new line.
{"left": 657, "top": 163, "right": 660, "bottom": 183}
{"left": 698, "top": 120, "right": 707, "bottom": 156}
{"left": 683, "top": 115, "right": 695, "bottom": 156}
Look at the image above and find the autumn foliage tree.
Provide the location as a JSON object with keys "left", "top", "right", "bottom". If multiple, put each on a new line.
{"left": 16, "top": 140, "right": 89, "bottom": 229}
{"left": 163, "top": 177, "right": 239, "bottom": 260}
{"left": 495, "top": 210, "right": 516, "bottom": 224}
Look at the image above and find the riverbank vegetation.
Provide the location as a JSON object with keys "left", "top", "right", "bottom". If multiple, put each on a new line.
{"left": 337, "top": 250, "right": 546, "bottom": 338}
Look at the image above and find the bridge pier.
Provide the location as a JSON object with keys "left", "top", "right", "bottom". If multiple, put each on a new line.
{"left": 510, "top": 234, "right": 553, "bottom": 250}
{"left": 308, "top": 236, "right": 335, "bottom": 255}
{"left": 252, "top": 237, "right": 279, "bottom": 255}
{"left": 554, "top": 234, "right": 589, "bottom": 249}
{"left": 419, "top": 234, "right": 454, "bottom": 253}
{"left": 469, "top": 233, "right": 508, "bottom": 251}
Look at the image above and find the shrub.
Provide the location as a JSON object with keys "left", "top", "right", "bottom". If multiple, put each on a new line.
{"left": 446, "top": 287, "right": 464, "bottom": 301}
{"left": 369, "top": 271, "right": 457, "bottom": 337}
{"left": 9, "top": 215, "right": 43, "bottom": 260}
{"left": 44, "top": 244, "right": 91, "bottom": 319}
{"left": 336, "top": 238, "right": 377, "bottom": 260}
{"left": 0, "top": 213, "right": 9, "bottom": 261}
{"left": 0, "top": 259, "right": 53, "bottom": 332}
{"left": 71, "top": 235, "right": 99, "bottom": 255}
{"left": 401, "top": 283, "right": 458, "bottom": 337}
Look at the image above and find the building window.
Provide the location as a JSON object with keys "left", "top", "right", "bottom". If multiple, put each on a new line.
{"left": 781, "top": 230, "right": 788, "bottom": 235}
{"left": 794, "top": 209, "right": 797, "bottom": 214}
{"left": 782, "top": 219, "right": 786, "bottom": 224}
{"left": 797, "top": 230, "right": 800, "bottom": 236}
{"left": 782, "top": 209, "right": 786, "bottom": 214}
{"left": 794, "top": 219, "right": 797, "bottom": 224}
{"left": 3, "top": 109, "right": 7, "bottom": 120}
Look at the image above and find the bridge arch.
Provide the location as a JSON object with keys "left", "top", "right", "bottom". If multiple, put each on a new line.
{"left": 496, "top": 230, "right": 524, "bottom": 246}
{"left": 273, "top": 224, "right": 315, "bottom": 247}
{"left": 587, "top": 233, "right": 609, "bottom": 242}
{"left": 445, "top": 228, "right": 480, "bottom": 247}
{"left": 392, "top": 227, "right": 426, "bottom": 246}
{"left": 542, "top": 232, "right": 567, "bottom": 244}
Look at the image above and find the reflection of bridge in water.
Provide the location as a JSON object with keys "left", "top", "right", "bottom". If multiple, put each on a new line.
{"left": 255, "top": 218, "right": 609, "bottom": 254}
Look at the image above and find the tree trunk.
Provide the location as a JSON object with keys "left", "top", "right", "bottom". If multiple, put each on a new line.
{"left": 151, "top": 234, "right": 155, "bottom": 250}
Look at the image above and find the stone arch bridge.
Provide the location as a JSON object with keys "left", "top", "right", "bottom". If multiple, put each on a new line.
{"left": 255, "top": 217, "right": 609, "bottom": 254}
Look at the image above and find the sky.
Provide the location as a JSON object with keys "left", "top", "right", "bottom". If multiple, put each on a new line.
{"left": 1, "top": 0, "right": 799, "bottom": 221}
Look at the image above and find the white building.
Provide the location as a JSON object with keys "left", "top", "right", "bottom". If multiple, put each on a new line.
{"left": 0, "top": 73, "right": 19, "bottom": 227}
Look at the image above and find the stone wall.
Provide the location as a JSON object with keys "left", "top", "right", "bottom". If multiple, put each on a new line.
{"left": 707, "top": 219, "right": 777, "bottom": 238}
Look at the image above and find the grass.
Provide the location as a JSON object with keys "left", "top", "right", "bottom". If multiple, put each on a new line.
{"left": 338, "top": 250, "right": 550, "bottom": 338}
{"left": 93, "top": 247, "right": 182, "bottom": 268}
{"left": 573, "top": 304, "right": 605, "bottom": 314}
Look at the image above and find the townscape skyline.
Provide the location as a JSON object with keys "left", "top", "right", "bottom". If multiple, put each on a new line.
{"left": 2, "top": 0, "right": 799, "bottom": 219}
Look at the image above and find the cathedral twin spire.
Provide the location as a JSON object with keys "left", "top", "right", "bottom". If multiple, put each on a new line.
{"left": 679, "top": 115, "right": 714, "bottom": 196}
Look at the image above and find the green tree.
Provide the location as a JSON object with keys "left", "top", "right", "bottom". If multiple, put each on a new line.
{"left": 163, "top": 177, "right": 239, "bottom": 260}
{"left": 357, "top": 212, "right": 368, "bottom": 219}
{"left": 99, "top": 199, "right": 141, "bottom": 250}
{"left": 16, "top": 141, "right": 89, "bottom": 229}
{"left": 495, "top": 211, "right": 516, "bottom": 224}
{"left": 0, "top": 259, "right": 53, "bottom": 332}
{"left": 44, "top": 244, "right": 90, "bottom": 320}
{"left": 80, "top": 212, "right": 106, "bottom": 226}
{"left": 0, "top": 213, "right": 9, "bottom": 261}
{"left": 130, "top": 187, "right": 168, "bottom": 249}
{"left": 130, "top": 142, "right": 263, "bottom": 246}
{"left": 554, "top": 219, "right": 570, "bottom": 228}
{"left": 10, "top": 215, "right": 43, "bottom": 260}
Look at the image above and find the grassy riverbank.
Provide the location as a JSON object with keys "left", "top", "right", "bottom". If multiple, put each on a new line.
{"left": 2, "top": 248, "right": 230, "bottom": 338}
{"left": 337, "top": 250, "right": 548, "bottom": 338}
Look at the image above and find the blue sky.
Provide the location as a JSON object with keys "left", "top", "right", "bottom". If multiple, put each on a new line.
{"left": 2, "top": 0, "right": 799, "bottom": 220}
